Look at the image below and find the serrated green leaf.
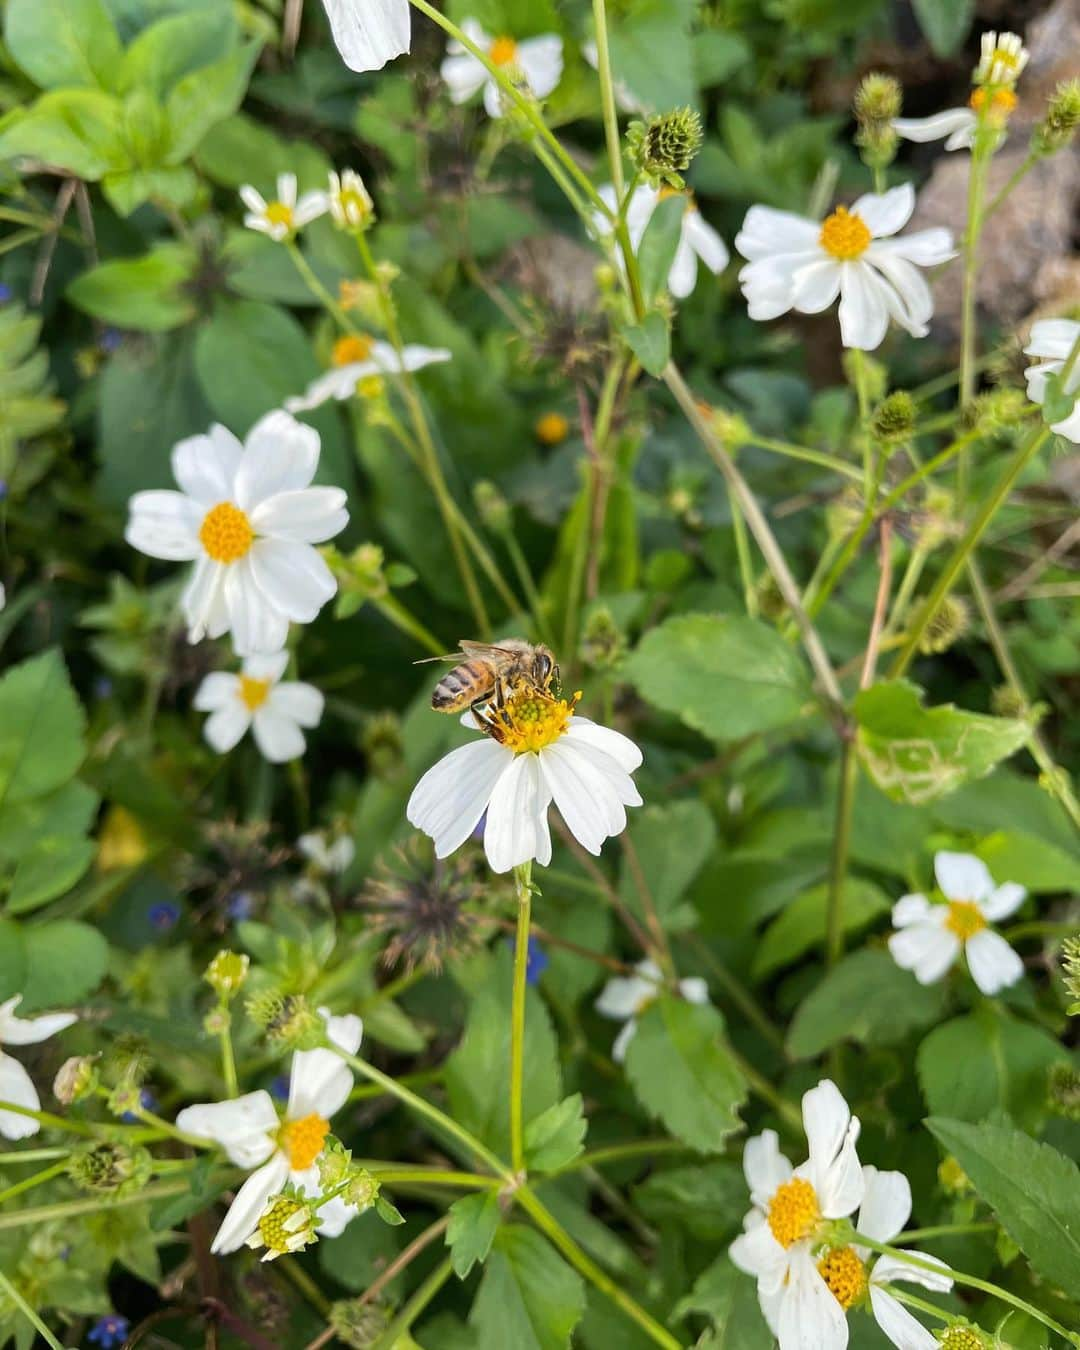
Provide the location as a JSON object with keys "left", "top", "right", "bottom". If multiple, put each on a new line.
{"left": 4, "top": 0, "right": 122, "bottom": 91}
{"left": 446, "top": 1191, "right": 501, "bottom": 1279}
{"left": 752, "top": 878, "right": 890, "bottom": 978}
{"left": 619, "top": 800, "right": 716, "bottom": 927}
{"left": 621, "top": 311, "right": 670, "bottom": 377}
{"left": 854, "top": 680, "right": 1030, "bottom": 806}
{"left": 623, "top": 997, "right": 746, "bottom": 1152}
{"left": 926, "top": 1116, "right": 1080, "bottom": 1294}
{"left": 67, "top": 245, "right": 198, "bottom": 332}
{"left": 470, "top": 1225, "right": 586, "bottom": 1350}
{"left": 0, "top": 650, "right": 86, "bottom": 810}
{"left": 673, "top": 1256, "right": 773, "bottom": 1345}
{"left": 624, "top": 613, "right": 811, "bottom": 742}
{"left": 524, "top": 1094, "right": 587, "bottom": 1173}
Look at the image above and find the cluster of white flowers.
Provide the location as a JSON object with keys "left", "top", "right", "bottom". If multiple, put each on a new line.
{"left": 730, "top": 1080, "right": 952, "bottom": 1350}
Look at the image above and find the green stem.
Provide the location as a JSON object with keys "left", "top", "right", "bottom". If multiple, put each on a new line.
{"left": 0, "top": 1148, "right": 68, "bottom": 1166}
{"left": 0, "top": 1159, "right": 69, "bottom": 1206}
{"left": 554, "top": 1139, "right": 693, "bottom": 1174}
{"left": 748, "top": 436, "right": 863, "bottom": 482}
{"left": 877, "top": 1284, "right": 949, "bottom": 1325}
{"left": 510, "top": 862, "right": 533, "bottom": 1174}
{"left": 374, "top": 594, "right": 447, "bottom": 656}
{"left": 825, "top": 740, "right": 858, "bottom": 968}
{"left": 367, "top": 1167, "right": 499, "bottom": 1190}
{"left": 958, "top": 140, "right": 991, "bottom": 494}
{"left": 0, "top": 1179, "right": 192, "bottom": 1230}
{"left": 983, "top": 150, "right": 1038, "bottom": 222}
{"left": 895, "top": 1221, "right": 996, "bottom": 1242}
{"left": 501, "top": 529, "right": 556, "bottom": 647}
{"left": 0, "top": 1101, "right": 98, "bottom": 1138}
{"left": 726, "top": 1046, "right": 803, "bottom": 1132}
{"left": 592, "top": 0, "right": 624, "bottom": 200}
{"left": 891, "top": 425, "right": 1051, "bottom": 677}
{"left": 219, "top": 1008, "right": 239, "bottom": 1099}
{"left": 0, "top": 1270, "right": 65, "bottom": 1350}
{"left": 372, "top": 1255, "right": 453, "bottom": 1350}
{"left": 730, "top": 496, "right": 758, "bottom": 617}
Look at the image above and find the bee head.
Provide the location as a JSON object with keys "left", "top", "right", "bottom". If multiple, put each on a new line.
{"left": 532, "top": 646, "right": 558, "bottom": 692}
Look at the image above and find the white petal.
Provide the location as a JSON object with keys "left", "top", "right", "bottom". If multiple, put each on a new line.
{"left": 482, "top": 78, "right": 506, "bottom": 121}
{"left": 868, "top": 1287, "right": 939, "bottom": 1350}
{"left": 182, "top": 558, "right": 226, "bottom": 643}
{"left": 248, "top": 539, "right": 337, "bottom": 623}
{"left": 252, "top": 709, "right": 307, "bottom": 763}
{"left": 964, "top": 929, "right": 1024, "bottom": 995}
{"left": 243, "top": 651, "right": 290, "bottom": 683}
{"left": 176, "top": 1091, "right": 278, "bottom": 1168}
{"left": 0, "top": 1008, "right": 77, "bottom": 1045}
{"left": 285, "top": 367, "right": 363, "bottom": 412}
{"left": 1025, "top": 319, "right": 1080, "bottom": 361}
{"left": 250, "top": 488, "right": 348, "bottom": 544}
{"left": 891, "top": 109, "right": 974, "bottom": 146}
{"left": 874, "top": 228, "right": 955, "bottom": 267}
{"left": 235, "top": 411, "right": 321, "bottom": 512}
{"left": 851, "top": 183, "right": 915, "bottom": 238}
{"left": 315, "top": 1192, "right": 359, "bottom": 1237}
{"left": 540, "top": 739, "right": 639, "bottom": 855}
{"left": 865, "top": 248, "right": 935, "bottom": 334}
{"left": 320, "top": 0, "right": 410, "bottom": 73}
{"left": 735, "top": 206, "right": 820, "bottom": 260}
{"left": 729, "top": 1217, "right": 787, "bottom": 1287}
{"left": 743, "top": 1129, "right": 793, "bottom": 1208}
{"left": 407, "top": 738, "right": 513, "bottom": 858}
{"left": 562, "top": 719, "right": 643, "bottom": 772}
{"left": 790, "top": 259, "right": 842, "bottom": 313}
{"left": 595, "top": 972, "right": 656, "bottom": 1021}
{"left": 204, "top": 702, "right": 252, "bottom": 755}
{"left": 856, "top": 1166, "right": 911, "bottom": 1244}
{"left": 667, "top": 234, "right": 699, "bottom": 298}
{"left": 684, "top": 211, "right": 729, "bottom": 274}
{"left": 483, "top": 752, "right": 551, "bottom": 874}
{"left": 171, "top": 427, "right": 243, "bottom": 506}
{"left": 892, "top": 894, "right": 932, "bottom": 928}
{"left": 980, "top": 881, "right": 1025, "bottom": 922}
{"left": 441, "top": 51, "right": 488, "bottom": 104}
{"left": 223, "top": 558, "right": 290, "bottom": 656}
{"left": 126, "top": 490, "right": 201, "bottom": 560}
{"left": 740, "top": 250, "right": 825, "bottom": 320}
{"left": 801, "top": 1079, "right": 851, "bottom": 1174}
{"left": 393, "top": 345, "right": 453, "bottom": 373}
{"left": 268, "top": 682, "right": 324, "bottom": 729}
{"left": 872, "top": 1251, "right": 952, "bottom": 1294}
{"left": 294, "top": 192, "right": 329, "bottom": 227}
{"left": 837, "top": 261, "right": 891, "bottom": 351}
{"left": 777, "top": 1245, "right": 850, "bottom": 1350}
{"left": 321, "top": 1007, "right": 363, "bottom": 1058}
{"left": 519, "top": 35, "right": 563, "bottom": 98}
{"left": 0, "top": 1054, "right": 41, "bottom": 1139}
{"left": 239, "top": 185, "right": 267, "bottom": 215}
{"left": 934, "top": 851, "right": 993, "bottom": 902}
{"left": 211, "top": 1155, "right": 288, "bottom": 1254}
{"left": 288, "top": 1047, "right": 353, "bottom": 1120}
{"left": 611, "top": 1018, "right": 638, "bottom": 1063}
{"left": 679, "top": 976, "right": 709, "bottom": 1005}
{"left": 888, "top": 923, "right": 959, "bottom": 985}
{"left": 193, "top": 671, "right": 239, "bottom": 713}
{"left": 276, "top": 174, "right": 297, "bottom": 208}
{"left": 802, "top": 1080, "right": 863, "bottom": 1218}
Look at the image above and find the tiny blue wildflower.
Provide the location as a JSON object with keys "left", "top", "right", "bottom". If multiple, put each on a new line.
{"left": 148, "top": 900, "right": 180, "bottom": 931}
{"left": 270, "top": 1073, "right": 290, "bottom": 1101}
{"left": 0, "top": 283, "right": 12, "bottom": 304}
{"left": 525, "top": 935, "right": 549, "bottom": 985}
{"left": 0, "top": 480, "right": 7, "bottom": 501}
{"left": 99, "top": 327, "right": 123, "bottom": 353}
{"left": 225, "top": 890, "right": 254, "bottom": 922}
{"left": 121, "top": 1087, "right": 158, "bottom": 1123}
{"left": 88, "top": 1314, "right": 130, "bottom": 1348}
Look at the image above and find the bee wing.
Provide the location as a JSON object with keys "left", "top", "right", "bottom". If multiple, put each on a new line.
{"left": 412, "top": 653, "right": 469, "bottom": 665}
{"left": 458, "top": 640, "right": 524, "bottom": 660}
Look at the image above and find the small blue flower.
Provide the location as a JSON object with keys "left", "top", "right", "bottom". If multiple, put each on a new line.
{"left": 92, "top": 675, "right": 113, "bottom": 700}
{"left": 269, "top": 1073, "right": 290, "bottom": 1102}
{"left": 99, "top": 327, "right": 123, "bottom": 353}
{"left": 121, "top": 1087, "right": 158, "bottom": 1123}
{"left": 0, "top": 480, "right": 7, "bottom": 501}
{"left": 148, "top": 900, "right": 180, "bottom": 931}
{"left": 225, "top": 890, "right": 254, "bottom": 922}
{"left": 0, "top": 283, "right": 12, "bottom": 304}
{"left": 525, "top": 936, "right": 549, "bottom": 985}
{"left": 88, "top": 1313, "right": 130, "bottom": 1348}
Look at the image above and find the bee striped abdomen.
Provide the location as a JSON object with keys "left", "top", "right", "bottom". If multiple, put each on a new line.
{"left": 432, "top": 660, "right": 494, "bottom": 712}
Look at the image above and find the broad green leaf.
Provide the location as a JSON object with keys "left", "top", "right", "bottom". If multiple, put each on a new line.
{"left": 359, "top": 997, "right": 426, "bottom": 1054}
{"left": 853, "top": 680, "right": 1030, "bottom": 805}
{"left": 67, "top": 245, "right": 199, "bottom": 332}
{"left": 787, "top": 949, "right": 945, "bottom": 1059}
{"left": 0, "top": 650, "right": 86, "bottom": 809}
{"left": 4, "top": 0, "right": 122, "bottom": 91}
{"left": 0, "top": 919, "right": 28, "bottom": 1000}
{"left": 102, "top": 164, "right": 198, "bottom": 217}
{"left": 623, "top": 997, "right": 746, "bottom": 1152}
{"left": 621, "top": 311, "right": 670, "bottom": 377}
{"left": 524, "top": 1095, "right": 587, "bottom": 1174}
{"left": 926, "top": 1116, "right": 1080, "bottom": 1294}
{"left": 164, "top": 38, "right": 261, "bottom": 162}
{"left": 0, "top": 780, "right": 98, "bottom": 861}
{"left": 674, "top": 1257, "right": 773, "bottom": 1346}
{"left": 119, "top": 7, "right": 237, "bottom": 96}
{"left": 752, "top": 878, "right": 890, "bottom": 978}
{"left": 916, "top": 1008, "right": 1063, "bottom": 1130}
{"left": 446, "top": 1191, "right": 501, "bottom": 1279}
{"left": 318, "top": 1210, "right": 404, "bottom": 1293}
{"left": 624, "top": 613, "right": 812, "bottom": 742}
{"left": 973, "top": 829, "right": 1080, "bottom": 893}
{"left": 634, "top": 1162, "right": 746, "bottom": 1241}
{"left": 470, "top": 1226, "right": 586, "bottom": 1350}
{"left": 618, "top": 800, "right": 716, "bottom": 927}
{"left": 911, "top": 0, "right": 975, "bottom": 56}
{"left": 637, "top": 194, "right": 687, "bottom": 303}
{"left": 0, "top": 91, "right": 125, "bottom": 180}
{"left": 7, "top": 836, "right": 97, "bottom": 914}
{"left": 20, "top": 920, "right": 108, "bottom": 1010}
{"left": 609, "top": 15, "right": 697, "bottom": 113}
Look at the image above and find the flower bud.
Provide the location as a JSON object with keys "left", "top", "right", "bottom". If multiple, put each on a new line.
{"left": 872, "top": 391, "right": 916, "bottom": 441}
{"left": 854, "top": 73, "right": 902, "bottom": 125}
{"left": 474, "top": 480, "right": 512, "bottom": 534}
{"left": 343, "top": 1168, "right": 381, "bottom": 1211}
{"left": 53, "top": 1056, "right": 99, "bottom": 1106}
{"left": 936, "top": 1155, "right": 972, "bottom": 1196}
{"left": 917, "top": 596, "right": 970, "bottom": 655}
{"left": 580, "top": 606, "right": 623, "bottom": 671}
{"left": 1034, "top": 78, "right": 1080, "bottom": 155}
{"left": 937, "top": 1324, "right": 991, "bottom": 1349}
{"left": 246, "top": 1194, "right": 318, "bottom": 1261}
{"left": 203, "top": 1008, "right": 230, "bottom": 1036}
{"left": 990, "top": 684, "right": 1026, "bottom": 719}
{"left": 68, "top": 1141, "right": 152, "bottom": 1194}
{"left": 697, "top": 401, "right": 751, "bottom": 452}
{"left": 534, "top": 411, "right": 570, "bottom": 446}
{"left": 329, "top": 1299, "right": 390, "bottom": 1349}
{"left": 1048, "top": 1062, "right": 1080, "bottom": 1121}
{"left": 246, "top": 991, "right": 323, "bottom": 1050}
{"left": 205, "top": 949, "right": 250, "bottom": 999}
{"left": 628, "top": 108, "right": 704, "bottom": 188}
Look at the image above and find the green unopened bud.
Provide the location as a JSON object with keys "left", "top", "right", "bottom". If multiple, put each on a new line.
{"left": 247, "top": 991, "right": 322, "bottom": 1050}
{"left": 972, "top": 386, "right": 1029, "bottom": 432}
{"left": 203, "top": 1007, "right": 230, "bottom": 1037}
{"left": 918, "top": 595, "right": 970, "bottom": 654}
{"left": 754, "top": 572, "right": 787, "bottom": 622}
{"left": 937, "top": 1155, "right": 972, "bottom": 1196}
{"left": 580, "top": 606, "right": 623, "bottom": 671}
{"left": 329, "top": 1299, "right": 391, "bottom": 1349}
{"left": 317, "top": 1137, "right": 353, "bottom": 1190}
{"left": 474, "top": 480, "right": 512, "bottom": 534}
{"left": 1061, "top": 935, "right": 1080, "bottom": 1007}
{"left": 990, "top": 684, "right": 1027, "bottom": 719}
{"left": 107, "top": 1082, "right": 145, "bottom": 1119}
{"left": 69, "top": 1141, "right": 152, "bottom": 1194}
{"left": 856, "top": 120, "right": 899, "bottom": 171}
{"left": 872, "top": 391, "right": 917, "bottom": 440}
{"left": 697, "top": 401, "right": 751, "bottom": 451}
{"left": 344, "top": 1168, "right": 381, "bottom": 1210}
{"left": 1048, "top": 1062, "right": 1080, "bottom": 1121}
{"left": 362, "top": 710, "right": 404, "bottom": 780}
{"left": 53, "top": 1056, "right": 99, "bottom": 1106}
{"left": 937, "top": 1324, "right": 991, "bottom": 1349}
{"left": 246, "top": 1194, "right": 318, "bottom": 1261}
{"left": 1034, "top": 78, "right": 1080, "bottom": 155}
{"left": 205, "top": 949, "right": 250, "bottom": 999}
{"left": 628, "top": 108, "right": 703, "bottom": 188}
{"left": 854, "top": 73, "right": 902, "bottom": 125}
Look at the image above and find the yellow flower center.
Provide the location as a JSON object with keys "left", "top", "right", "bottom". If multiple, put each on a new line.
{"left": 939, "top": 1330, "right": 986, "bottom": 1350}
{"left": 988, "top": 45, "right": 1020, "bottom": 74}
{"left": 199, "top": 502, "right": 254, "bottom": 564}
{"left": 277, "top": 1112, "right": 330, "bottom": 1170}
{"left": 257, "top": 1196, "right": 309, "bottom": 1254}
{"left": 332, "top": 334, "right": 375, "bottom": 366}
{"left": 490, "top": 36, "right": 518, "bottom": 66}
{"left": 489, "top": 690, "right": 580, "bottom": 754}
{"left": 265, "top": 201, "right": 294, "bottom": 230}
{"left": 944, "top": 899, "right": 986, "bottom": 940}
{"left": 356, "top": 374, "right": 385, "bottom": 399}
{"left": 817, "top": 1245, "right": 868, "bottom": 1309}
{"left": 535, "top": 412, "right": 569, "bottom": 445}
{"left": 819, "top": 206, "right": 872, "bottom": 260}
{"left": 969, "top": 86, "right": 1017, "bottom": 119}
{"left": 239, "top": 675, "right": 271, "bottom": 712}
{"left": 337, "top": 187, "right": 370, "bottom": 220}
{"left": 766, "top": 1177, "right": 821, "bottom": 1248}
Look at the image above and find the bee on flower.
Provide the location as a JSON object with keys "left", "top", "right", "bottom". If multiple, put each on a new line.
{"left": 125, "top": 411, "right": 347, "bottom": 655}
{"left": 1024, "top": 318, "right": 1080, "bottom": 443}
{"left": 240, "top": 173, "right": 328, "bottom": 242}
{"left": 319, "top": 0, "right": 410, "bottom": 72}
{"left": 285, "top": 334, "right": 452, "bottom": 413}
{"left": 594, "top": 184, "right": 729, "bottom": 299}
{"left": 595, "top": 959, "right": 708, "bottom": 1062}
{"left": 441, "top": 20, "right": 563, "bottom": 120}
{"left": 194, "top": 654, "right": 324, "bottom": 763}
{"left": 887, "top": 851, "right": 1026, "bottom": 995}
{"left": 892, "top": 30, "right": 1028, "bottom": 151}
{"left": 0, "top": 997, "right": 78, "bottom": 1140}
{"left": 735, "top": 184, "right": 955, "bottom": 350}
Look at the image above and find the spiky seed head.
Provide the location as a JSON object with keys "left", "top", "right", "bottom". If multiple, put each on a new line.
{"left": 918, "top": 596, "right": 970, "bottom": 654}
{"left": 68, "top": 1141, "right": 152, "bottom": 1194}
{"left": 872, "top": 391, "right": 917, "bottom": 440}
{"left": 1035, "top": 78, "right": 1080, "bottom": 154}
{"left": 854, "top": 73, "right": 902, "bottom": 124}
{"left": 628, "top": 108, "right": 704, "bottom": 187}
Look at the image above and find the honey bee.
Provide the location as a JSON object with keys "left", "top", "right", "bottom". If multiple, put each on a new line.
{"left": 422, "top": 639, "right": 558, "bottom": 716}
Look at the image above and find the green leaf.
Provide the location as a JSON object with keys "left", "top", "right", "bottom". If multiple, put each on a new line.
{"left": 375, "top": 1196, "right": 405, "bottom": 1225}
{"left": 20, "top": 920, "right": 108, "bottom": 1010}
{"left": 925, "top": 1116, "right": 1080, "bottom": 1294}
{"left": 0, "top": 651, "right": 85, "bottom": 810}
{"left": 853, "top": 680, "right": 1030, "bottom": 805}
{"left": 673, "top": 1256, "right": 773, "bottom": 1345}
{"left": 4, "top": 0, "right": 122, "bottom": 91}
{"left": 608, "top": 15, "right": 697, "bottom": 113}
{"left": 1041, "top": 370, "right": 1079, "bottom": 427}
{"left": 0, "top": 90, "right": 125, "bottom": 180}
{"left": 916, "top": 1007, "right": 1064, "bottom": 1130}
{"left": 623, "top": 997, "right": 746, "bottom": 1152}
{"left": 0, "top": 780, "right": 98, "bottom": 862}
{"left": 470, "top": 1226, "right": 586, "bottom": 1350}
{"left": 787, "top": 949, "right": 945, "bottom": 1059}
{"left": 7, "top": 836, "right": 97, "bottom": 914}
{"left": 164, "top": 37, "right": 261, "bottom": 163}
{"left": 752, "top": 878, "right": 890, "bottom": 978}
{"left": 620, "top": 311, "right": 670, "bottom": 377}
{"left": 619, "top": 800, "right": 716, "bottom": 928}
{"left": 0, "top": 919, "right": 28, "bottom": 1001}
{"left": 637, "top": 194, "right": 687, "bottom": 303}
{"left": 624, "top": 613, "right": 811, "bottom": 742}
{"left": 523, "top": 1095, "right": 587, "bottom": 1174}
{"left": 634, "top": 1161, "right": 746, "bottom": 1241}
{"left": 67, "top": 245, "right": 199, "bottom": 332}
{"left": 102, "top": 165, "right": 197, "bottom": 217}
{"left": 318, "top": 1209, "right": 404, "bottom": 1292}
{"left": 119, "top": 7, "right": 237, "bottom": 97}
{"left": 911, "top": 0, "right": 976, "bottom": 57}
{"left": 446, "top": 1191, "right": 501, "bottom": 1279}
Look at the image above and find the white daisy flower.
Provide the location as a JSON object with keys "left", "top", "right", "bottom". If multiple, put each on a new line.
{"left": 594, "top": 958, "right": 709, "bottom": 1063}
{"left": 1024, "top": 318, "right": 1080, "bottom": 444}
{"left": 974, "top": 30, "right": 1029, "bottom": 87}
{"left": 327, "top": 169, "right": 374, "bottom": 231}
{"left": 125, "top": 411, "right": 348, "bottom": 656}
{"left": 285, "top": 334, "right": 452, "bottom": 413}
{"left": 815, "top": 1165, "right": 952, "bottom": 1350}
{"left": 594, "top": 184, "right": 729, "bottom": 300}
{"left": 729, "top": 1079, "right": 864, "bottom": 1350}
{"left": 194, "top": 653, "right": 324, "bottom": 764}
{"left": 176, "top": 1007, "right": 362, "bottom": 1254}
{"left": 734, "top": 184, "right": 956, "bottom": 351}
{"left": 320, "top": 0, "right": 410, "bottom": 73}
{"left": 297, "top": 831, "right": 356, "bottom": 874}
{"left": 892, "top": 87, "right": 1018, "bottom": 153}
{"left": 240, "top": 173, "right": 328, "bottom": 242}
{"left": 0, "top": 997, "right": 78, "bottom": 1141}
{"left": 406, "top": 693, "right": 643, "bottom": 875}
{"left": 441, "top": 20, "right": 563, "bottom": 120}
{"left": 887, "top": 851, "right": 1026, "bottom": 996}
